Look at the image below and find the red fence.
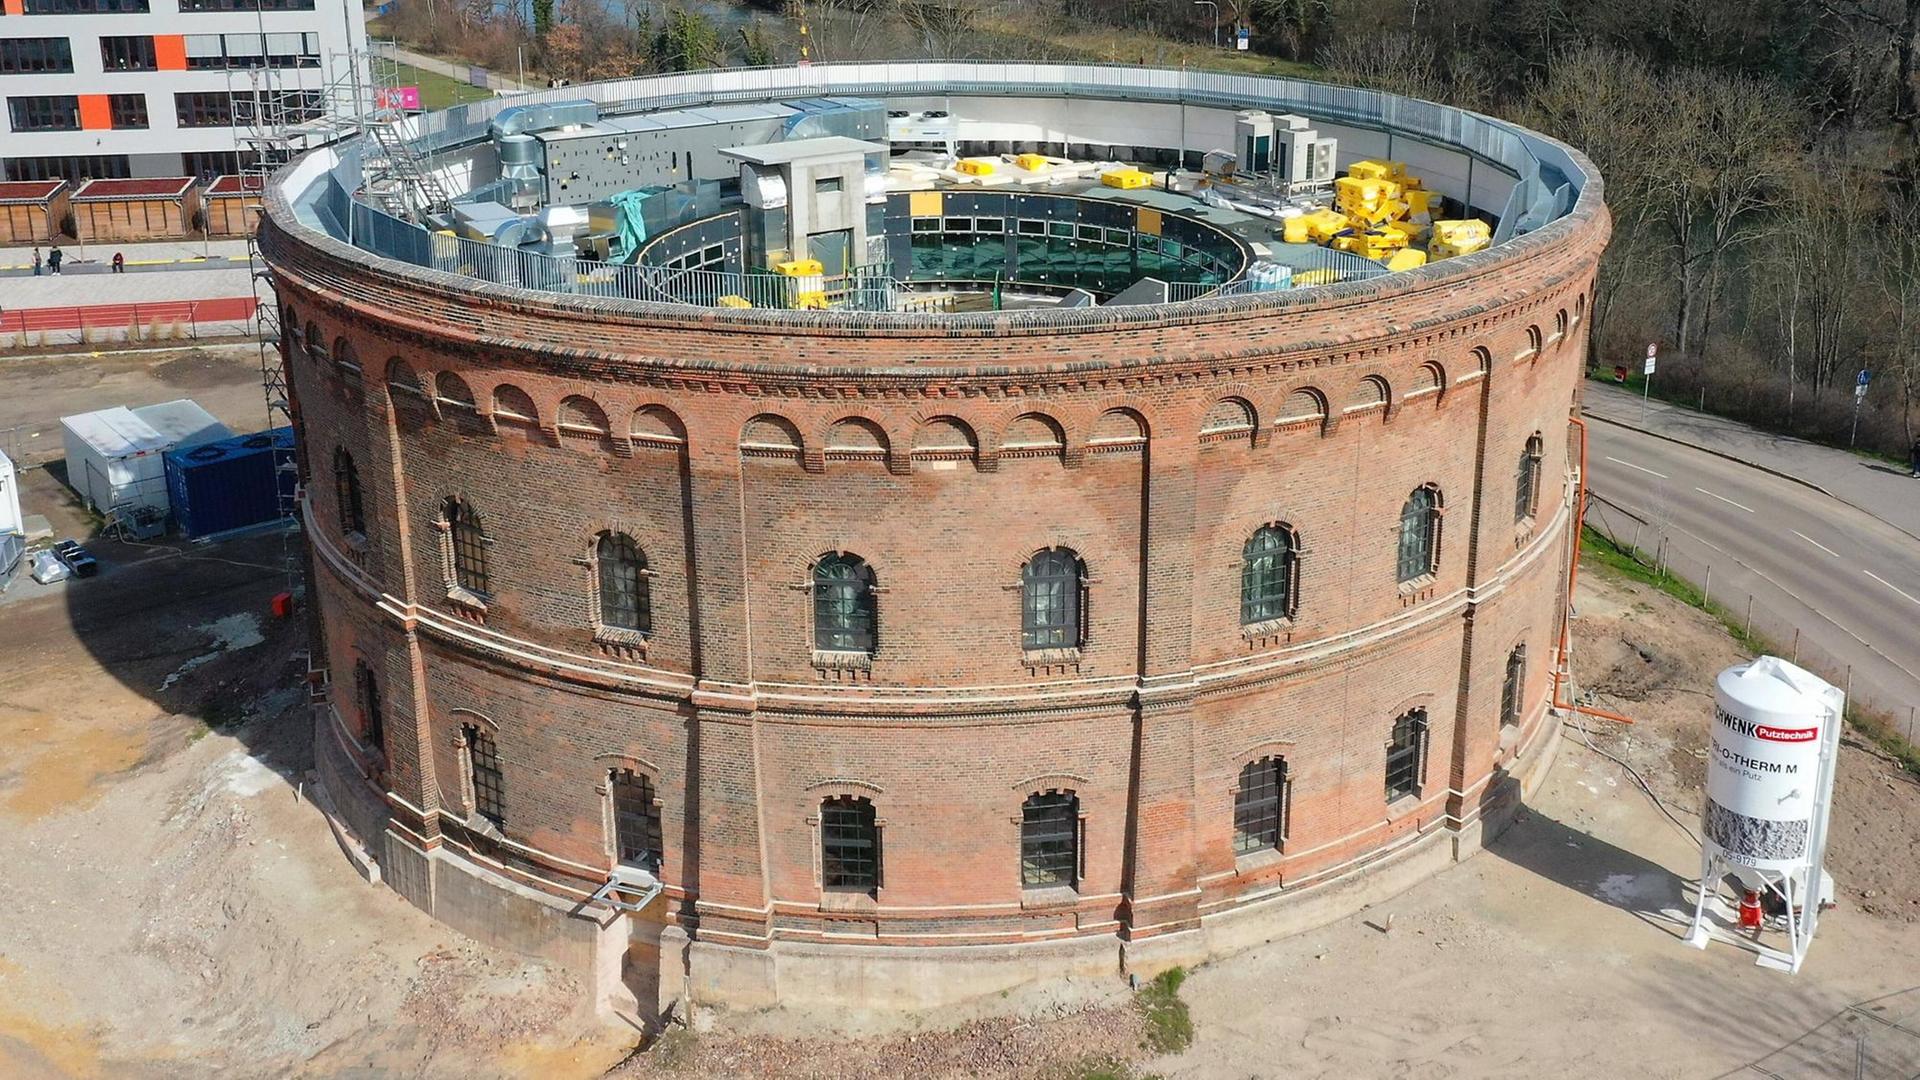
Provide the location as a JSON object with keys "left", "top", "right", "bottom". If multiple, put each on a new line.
{"left": 0, "top": 296, "right": 257, "bottom": 339}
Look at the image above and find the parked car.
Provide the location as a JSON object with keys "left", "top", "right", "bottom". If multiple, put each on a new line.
{"left": 51, "top": 539, "right": 98, "bottom": 577}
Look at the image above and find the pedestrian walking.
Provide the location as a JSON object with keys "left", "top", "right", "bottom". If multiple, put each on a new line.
{"left": 31, "top": 248, "right": 41, "bottom": 276}
{"left": 47, "top": 246, "right": 62, "bottom": 275}
{"left": 111, "top": 251, "right": 125, "bottom": 274}
{"left": 1910, "top": 437, "right": 1920, "bottom": 478}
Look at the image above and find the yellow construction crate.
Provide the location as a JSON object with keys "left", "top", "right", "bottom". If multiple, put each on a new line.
{"left": 1386, "top": 249, "right": 1429, "bottom": 272}
{"left": 1348, "top": 159, "right": 1409, "bottom": 181}
{"left": 716, "top": 295, "right": 753, "bottom": 309}
{"left": 1403, "top": 189, "right": 1437, "bottom": 217}
{"left": 794, "top": 291, "right": 830, "bottom": 309}
{"left": 775, "top": 259, "right": 824, "bottom": 277}
{"left": 1381, "top": 219, "right": 1428, "bottom": 243}
{"left": 1014, "top": 153, "right": 1052, "bottom": 171}
{"left": 1344, "top": 199, "right": 1405, "bottom": 229}
{"left": 1303, "top": 208, "right": 1352, "bottom": 242}
{"left": 1281, "top": 214, "right": 1313, "bottom": 244}
{"left": 1101, "top": 168, "right": 1151, "bottom": 189}
{"left": 1431, "top": 219, "right": 1492, "bottom": 247}
{"left": 956, "top": 157, "right": 997, "bottom": 176}
{"left": 1336, "top": 175, "right": 1403, "bottom": 208}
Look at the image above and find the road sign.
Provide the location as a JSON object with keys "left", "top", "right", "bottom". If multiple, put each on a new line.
{"left": 1236, "top": 26, "right": 1250, "bottom": 50}
{"left": 1644, "top": 343, "right": 1657, "bottom": 375}
{"left": 1857, "top": 368, "right": 1871, "bottom": 387}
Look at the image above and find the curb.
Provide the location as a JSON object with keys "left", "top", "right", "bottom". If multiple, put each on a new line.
{"left": 1583, "top": 409, "right": 1920, "bottom": 547}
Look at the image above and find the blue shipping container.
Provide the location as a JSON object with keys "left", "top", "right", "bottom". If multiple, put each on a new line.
{"left": 164, "top": 427, "right": 296, "bottom": 539}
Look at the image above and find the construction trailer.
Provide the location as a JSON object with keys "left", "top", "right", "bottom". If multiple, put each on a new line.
{"left": 61, "top": 400, "right": 231, "bottom": 537}
{"left": 0, "top": 180, "right": 72, "bottom": 245}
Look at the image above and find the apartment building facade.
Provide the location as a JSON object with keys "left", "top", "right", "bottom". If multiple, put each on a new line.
{"left": 0, "top": 0, "right": 367, "bottom": 182}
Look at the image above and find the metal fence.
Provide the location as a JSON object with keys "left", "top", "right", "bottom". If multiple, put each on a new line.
{"left": 0, "top": 298, "right": 259, "bottom": 350}
{"left": 1584, "top": 489, "right": 1920, "bottom": 741}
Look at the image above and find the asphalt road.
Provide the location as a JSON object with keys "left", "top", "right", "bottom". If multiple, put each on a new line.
{"left": 1583, "top": 413, "right": 1920, "bottom": 726}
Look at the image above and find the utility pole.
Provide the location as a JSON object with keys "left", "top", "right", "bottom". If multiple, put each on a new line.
{"left": 1642, "top": 343, "right": 1657, "bottom": 423}
{"left": 1193, "top": 1, "right": 1218, "bottom": 50}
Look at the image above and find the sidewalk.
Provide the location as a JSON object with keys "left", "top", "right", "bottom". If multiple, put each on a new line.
{"left": 1582, "top": 380, "right": 1920, "bottom": 542}
{"left": 375, "top": 41, "right": 529, "bottom": 92}
{"left": 1, "top": 238, "right": 255, "bottom": 276}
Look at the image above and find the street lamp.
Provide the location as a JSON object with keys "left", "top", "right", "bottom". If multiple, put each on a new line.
{"left": 1193, "top": 0, "right": 1219, "bottom": 50}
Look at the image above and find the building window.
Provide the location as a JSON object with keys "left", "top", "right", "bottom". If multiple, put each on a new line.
{"left": 1233, "top": 757, "right": 1288, "bottom": 855}
{"left": 1502, "top": 645, "right": 1527, "bottom": 728}
{"left": 465, "top": 724, "right": 505, "bottom": 826}
{"left": 1020, "top": 791, "right": 1079, "bottom": 889}
{"left": 1241, "top": 524, "right": 1298, "bottom": 624}
{"left": 107, "top": 94, "right": 147, "bottom": 130}
{"left": 1385, "top": 709, "right": 1429, "bottom": 802}
{"left": 596, "top": 532, "right": 649, "bottom": 634}
{"left": 99, "top": 36, "right": 156, "bottom": 71}
{"left": 179, "top": 0, "right": 316, "bottom": 10}
{"left": 183, "top": 150, "right": 250, "bottom": 179}
{"left": 333, "top": 448, "right": 363, "bottom": 537}
{"left": 1515, "top": 434, "right": 1543, "bottom": 523}
{"left": 175, "top": 91, "right": 232, "bottom": 128}
{"left": 4, "top": 155, "right": 130, "bottom": 182}
{"left": 1021, "top": 547, "right": 1084, "bottom": 650}
{"left": 443, "top": 497, "right": 489, "bottom": 597}
{"left": 820, "top": 795, "right": 879, "bottom": 893}
{"left": 611, "top": 769, "right": 662, "bottom": 872}
{"left": 21, "top": 0, "right": 149, "bottom": 12}
{"left": 0, "top": 38, "right": 74, "bottom": 74}
{"left": 813, "top": 553, "right": 875, "bottom": 654}
{"left": 355, "top": 660, "right": 383, "bottom": 752}
{"left": 6, "top": 96, "right": 79, "bottom": 132}
{"left": 1397, "top": 486, "right": 1442, "bottom": 584}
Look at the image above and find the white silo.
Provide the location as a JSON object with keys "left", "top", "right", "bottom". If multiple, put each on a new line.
{"left": 1683, "top": 656, "right": 1842, "bottom": 973}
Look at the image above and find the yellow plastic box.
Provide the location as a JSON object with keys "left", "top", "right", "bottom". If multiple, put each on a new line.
{"left": 1014, "top": 153, "right": 1052, "bottom": 171}
{"left": 717, "top": 295, "right": 753, "bottom": 309}
{"left": 1304, "top": 208, "right": 1352, "bottom": 242}
{"left": 1431, "top": 219, "right": 1492, "bottom": 246}
{"left": 1101, "top": 168, "right": 1151, "bottom": 189}
{"left": 775, "top": 259, "right": 825, "bottom": 277}
{"left": 1386, "top": 249, "right": 1429, "bottom": 272}
{"left": 1348, "top": 159, "right": 1409, "bottom": 181}
{"left": 1281, "top": 215, "right": 1313, "bottom": 244}
{"left": 956, "top": 158, "right": 997, "bottom": 176}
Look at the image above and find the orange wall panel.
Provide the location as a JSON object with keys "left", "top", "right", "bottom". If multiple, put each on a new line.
{"left": 153, "top": 35, "right": 186, "bottom": 71}
{"left": 0, "top": 0, "right": 23, "bottom": 16}
{"left": 77, "top": 94, "right": 112, "bottom": 131}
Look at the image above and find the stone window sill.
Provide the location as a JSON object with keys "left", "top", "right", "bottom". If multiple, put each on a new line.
{"left": 1241, "top": 617, "right": 1294, "bottom": 644}
{"left": 467, "top": 812, "right": 504, "bottom": 841}
{"left": 1397, "top": 574, "right": 1436, "bottom": 601}
{"left": 446, "top": 585, "right": 490, "bottom": 613}
{"left": 343, "top": 530, "right": 370, "bottom": 553}
{"left": 1513, "top": 519, "right": 1537, "bottom": 547}
{"left": 1021, "top": 646, "right": 1082, "bottom": 668}
{"left": 819, "top": 889, "right": 878, "bottom": 913}
{"left": 811, "top": 649, "right": 873, "bottom": 672}
{"left": 1233, "top": 846, "right": 1286, "bottom": 874}
{"left": 594, "top": 627, "right": 649, "bottom": 661}
{"left": 1020, "top": 885, "right": 1080, "bottom": 911}
{"left": 1385, "top": 792, "right": 1422, "bottom": 820}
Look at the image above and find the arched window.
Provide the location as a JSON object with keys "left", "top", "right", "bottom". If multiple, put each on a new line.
{"left": 820, "top": 795, "right": 879, "bottom": 893}
{"left": 1524, "top": 325, "right": 1543, "bottom": 355}
{"left": 813, "top": 554, "right": 876, "bottom": 654}
{"left": 1233, "top": 757, "right": 1288, "bottom": 854}
{"left": 1515, "top": 434, "right": 1543, "bottom": 522}
{"left": 355, "top": 659, "right": 383, "bottom": 752}
{"left": 611, "top": 769, "right": 662, "bottom": 872}
{"left": 304, "top": 320, "right": 328, "bottom": 363}
{"left": 333, "top": 447, "right": 364, "bottom": 537}
{"left": 596, "top": 533, "right": 649, "bottom": 634}
{"left": 442, "top": 497, "right": 489, "bottom": 596}
{"left": 1502, "top": 645, "right": 1527, "bottom": 728}
{"left": 465, "top": 723, "right": 505, "bottom": 826}
{"left": 1386, "top": 708, "right": 1429, "bottom": 802}
{"left": 1241, "top": 525, "right": 1297, "bottom": 624}
{"left": 1020, "top": 791, "right": 1079, "bottom": 889}
{"left": 1397, "top": 486, "right": 1441, "bottom": 584}
{"left": 1021, "top": 548, "right": 1084, "bottom": 650}
{"left": 1553, "top": 309, "right": 1569, "bottom": 341}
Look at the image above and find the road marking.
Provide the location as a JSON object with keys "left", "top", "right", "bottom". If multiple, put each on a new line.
{"left": 1604, "top": 456, "right": 1668, "bottom": 479}
{"left": 1791, "top": 530, "right": 1840, "bottom": 558}
{"left": 1693, "top": 487, "right": 1755, "bottom": 513}
{"left": 1864, "top": 569, "right": 1920, "bottom": 608}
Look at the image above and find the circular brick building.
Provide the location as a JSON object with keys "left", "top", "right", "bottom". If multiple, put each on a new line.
{"left": 266, "top": 63, "right": 1606, "bottom": 1017}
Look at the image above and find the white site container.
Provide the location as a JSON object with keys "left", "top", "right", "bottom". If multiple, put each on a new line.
{"left": 0, "top": 448, "right": 20, "bottom": 537}
{"left": 60, "top": 400, "right": 230, "bottom": 519}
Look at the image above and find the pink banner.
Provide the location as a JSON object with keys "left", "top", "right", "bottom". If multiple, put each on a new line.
{"left": 377, "top": 87, "right": 422, "bottom": 111}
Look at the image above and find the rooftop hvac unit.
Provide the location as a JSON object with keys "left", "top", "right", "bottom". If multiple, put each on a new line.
{"left": 1275, "top": 122, "right": 1337, "bottom": 188}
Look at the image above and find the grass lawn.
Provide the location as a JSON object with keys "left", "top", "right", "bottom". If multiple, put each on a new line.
{"left": 387, "top": 59, "right": 498, "bottom": 110}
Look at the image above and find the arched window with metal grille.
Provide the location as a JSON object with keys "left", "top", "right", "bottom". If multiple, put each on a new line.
{"left": 1514, "top": 434, "right": 1543, "bottom": 523}
{"left": 1020, "top": 791, "right": 1079, "bottom": 890}
{"left": 354, "top": 658, "right": 383, "bottom": 752}
{"left": 596, "top": 532, "right": 650, "bottom": 635}
{"left": 1021, "top": 548, "right": 1084, "bottom": 650}
{"left": 1241, "top": 524, "right": 1298, "bottom": 624}
{"left": 611, "top": 768, "right": 662, "bottom": 872}
{"left": 1502, "top": 644, "right": 1527, "bottom": 728}
{"left": 442, "top": 497, "right": 488, "bottom": 596}
{"left": 1385, "top": 708, "right": 1429, "bottom": 801}
{"left": 333, "top": 447, "right": 363, "bottom": 537}
{"left": 820, "top": 795, "right": 880, "bottom": 893}
{"left": 1233, "top": 756, "right": 1289, "bottom": 854}
{"left": 1397, "top": 486, "right": 1442, "bottom": 584}
{"left": 465, "top": 723, "right": 505, "bottom": 826}
{"left": 813, "top": 553, "right": 876, "bottom": 654}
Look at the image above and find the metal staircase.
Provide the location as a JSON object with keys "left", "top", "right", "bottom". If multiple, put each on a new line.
{"left": 364, "top": 121, "right": 454, "bottom": 220}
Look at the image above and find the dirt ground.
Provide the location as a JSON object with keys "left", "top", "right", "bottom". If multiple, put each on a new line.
{"left": 3, "top": 351, "right": 1918, "bottom": 1078}
{"left": 0, "top": 345, "right": 271, "bottom": 468}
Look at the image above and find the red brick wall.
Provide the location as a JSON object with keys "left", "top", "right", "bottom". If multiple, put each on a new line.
{"left": 272, "top": 192, "right": 1607, "bottom": 953}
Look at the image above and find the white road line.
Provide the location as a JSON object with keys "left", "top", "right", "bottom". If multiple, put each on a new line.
{"left": 1864, "top": 569, "right": 1920, "bottom": 608}
{"left": 1694, "top": 487, "right": 1755, "bottom": 513}
{"left": 1604, "top": 456, "right": 1668, "bottom": 479}
{"left": 1791, "top": 530, "right": 1840, "bottom": 558}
